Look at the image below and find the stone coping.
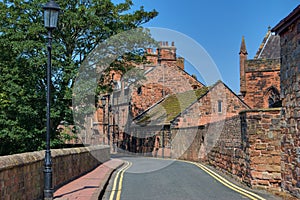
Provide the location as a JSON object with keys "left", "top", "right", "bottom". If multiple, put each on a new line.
{"left": 0, "top": 145, "right": 109, "bottom": 171}
{"left": 239, "top": 107, "right": 281, "bottom": 114}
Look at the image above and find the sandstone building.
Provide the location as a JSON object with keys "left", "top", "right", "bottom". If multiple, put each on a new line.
{"left": 93, "top": 41, "right": 204, "bottom": 152}
{"left": 239, "top": 29, "right": 281, "bottom": 109}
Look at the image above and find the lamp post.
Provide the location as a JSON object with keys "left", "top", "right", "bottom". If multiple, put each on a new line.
{"left": 43, "top": 1, "right": 60, "bottom": 199}
{"left": 107, "top": 95, "right": 111, "bottom": 149}
{"left": 101, "top": 96, "right": 106, "bottom": 144}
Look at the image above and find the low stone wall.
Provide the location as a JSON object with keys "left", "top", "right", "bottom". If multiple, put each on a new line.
{"left": 177, "top": 109, "right": 282, "bottom": 192}
{"left": 174, "top": 126, "right": 204, "bottom": 161}
{"left": 177, "top": 116, "right": 241, "bottom": 164}
{"left": 206, "top": 115, "right": 242, "bottom": 173}
{"left": 241, "top": 109, "right": 282, "bottom": 192}
{"left": 0, "top": 145, "right": 110, "bottom": 200}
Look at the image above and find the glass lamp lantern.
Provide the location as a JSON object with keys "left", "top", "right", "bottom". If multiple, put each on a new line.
{"left": 43, "top": 0, "right": 61, "bottom": 29}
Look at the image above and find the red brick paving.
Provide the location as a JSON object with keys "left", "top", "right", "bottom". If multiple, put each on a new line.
{"left": 54, "top": 159, "right": 124, "bottom": 200}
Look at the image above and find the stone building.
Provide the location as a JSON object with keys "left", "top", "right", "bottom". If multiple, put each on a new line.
{"left": 130, "top": 81, "right": 249, "bottom": 157}
{"left": 172, "top": 81, "right": 249, "bottom": 128}
{"left": 239, "top": 29, "right": 281, "bottom": 109}
{"left": 94, "top": 41, "right": 204, "bottom": 152}
{"left": 131, "top": 87, "right": 208, "bottom": 156}
{"left": 272, "top": 5, "right": 300, "bottom": 197}
{"left": 131, "top": 42, "right": 204, "bottom": 117}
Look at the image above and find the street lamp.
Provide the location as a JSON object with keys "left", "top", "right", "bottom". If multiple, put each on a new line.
{"left": 107, "top": 96, "right": 111, "bottom": 149}
{"left": 43, "top": 1, "right": 60, "bottom": 200}
{"left": 101, "top": 96, "right": 106, "bottom": 144}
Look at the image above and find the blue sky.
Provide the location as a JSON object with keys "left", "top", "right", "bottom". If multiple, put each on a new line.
{"left": 124, "top": 0, "right": 299, "bottom": 93}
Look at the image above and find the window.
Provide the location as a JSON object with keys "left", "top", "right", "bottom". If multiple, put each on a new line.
{"left": 137, "top": 86, "right": 142, "bottom": 95}
{"left": 218, "top": 100, "right": 222, "bottom": 113}
{"left": 266, "top": 86, "right": 281, "bottom": 108}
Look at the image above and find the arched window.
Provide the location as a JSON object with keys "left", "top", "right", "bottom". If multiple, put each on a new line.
{"left": 266, "top": 86, "right": 281, "bottom": 108}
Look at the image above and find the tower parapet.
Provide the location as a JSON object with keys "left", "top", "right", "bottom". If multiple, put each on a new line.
{"left": 146, "top": 41, "right": 183, "bottom": 69}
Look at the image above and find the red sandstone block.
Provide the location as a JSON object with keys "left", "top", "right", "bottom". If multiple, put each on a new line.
{"left": 255, "top": 164, "right": 280, "bottom": 172}
{"left": 251, "top": 171, "right": 263, "bottom": 179}
{"left": 292, "top": 179, "right": 297, "bottom": 186}
{"left": 255, "top": 143, "right": 267, "bottom": 150}
{"left": 262, "top": 124, "right": 270, "bottom": 129}
{"left": 266, "top": 146, "right": 276, "bottom": 151}
{"left": 268, "top": 165, "right": 281, "bottom": 173}
{"left": 252, "top": 156, "right": 268, "bottom": 164}
{"left": 256, "top": 180, "right": 270, "bottom": 186}
{"left": 270, "top": 156, "right": 281, "bottom": 164}
{"left": 272, "top": 173, "right": 282, "bottom": 180}
{"left": 262, "top": 172, "right": 273, "bottom": 180}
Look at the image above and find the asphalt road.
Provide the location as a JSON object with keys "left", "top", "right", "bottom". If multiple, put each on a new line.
{"left": 103, "top": 156, "right": 275, "bottom": 200}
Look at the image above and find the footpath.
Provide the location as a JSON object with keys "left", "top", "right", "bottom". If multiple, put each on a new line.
{"left": 53, "top": 159, "right": 124, "bottom": 200}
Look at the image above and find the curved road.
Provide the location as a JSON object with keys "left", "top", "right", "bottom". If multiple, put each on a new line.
{"left": 103, "top": 156, "right": 276, "bottom": 200}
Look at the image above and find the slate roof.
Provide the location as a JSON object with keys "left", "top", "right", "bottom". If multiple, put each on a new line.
{"left": 254, "top": 29, "right": 280, "bottom": 59}
{"left": 133, "top": 87, "right": 208, "bottom": 126}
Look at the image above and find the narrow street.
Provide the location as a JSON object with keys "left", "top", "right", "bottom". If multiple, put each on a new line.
{"left": 103, "top": 156, "right": 276, "bottom": 200}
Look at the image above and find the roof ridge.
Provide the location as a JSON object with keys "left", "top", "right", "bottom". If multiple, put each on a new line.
{"left": 254, "top": 29, "right": 271, "bottom": 59}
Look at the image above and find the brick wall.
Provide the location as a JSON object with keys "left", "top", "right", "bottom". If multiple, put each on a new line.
{"left": 0, "top": 146, "right": 110, "bottom": 200}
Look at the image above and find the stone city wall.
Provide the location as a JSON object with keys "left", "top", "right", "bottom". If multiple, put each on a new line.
{"left": 240, "top": 109, "right": 282, "bottom": 191}
{"left": 177, "top": 109, "right": 282, "bottom": 191}
{"left": 279, "top": 16, "right": 300, "bottom": 198}
{"left": 0, "top": 145, "right": 110, "bottom": 200}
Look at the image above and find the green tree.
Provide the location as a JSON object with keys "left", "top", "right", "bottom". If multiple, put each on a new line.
{"left": 0, "top": 0, "right": 158, "bottom": 155}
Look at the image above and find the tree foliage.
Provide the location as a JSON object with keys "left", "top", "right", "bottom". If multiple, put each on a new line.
{"left": 0, "top": 0, "right": 158, "bottom": 155}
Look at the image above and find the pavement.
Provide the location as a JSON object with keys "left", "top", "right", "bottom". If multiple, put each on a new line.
{"left": 53, "top": 159, "right": 124, "bottom": 200}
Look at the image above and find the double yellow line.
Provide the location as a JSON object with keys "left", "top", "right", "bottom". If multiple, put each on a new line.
{"left": 182, "top": 160, "right": 266, "bottom": 200}
{"left": 109, "top": 161, "right": 132, "bottom": 200}
{"left": 109, "top": 158, "right": 265, "bottom": 200}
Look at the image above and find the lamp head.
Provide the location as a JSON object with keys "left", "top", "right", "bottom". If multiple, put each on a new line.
{"left": 43, "top": 0, "right": 60, "bottom": 29}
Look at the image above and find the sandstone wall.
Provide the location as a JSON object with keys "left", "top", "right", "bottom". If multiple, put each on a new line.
{"left": 131, "top": 63, "right": 203, "bottom": 117}
{"left": 0, "top": 145, "right": 110, "bottom": 200}
{"left": 279, "top": 16, "right": 300, "bottom": 198}
{"left": 175, "top": 81, "right": 248, "bottom": 127}
{"left": 176, "top": 109, "right": 282, "bottom": 191}
{"left": 244, "top": 59, "right": 280, "bottom": 109}
{"left": 240, "top": 109, "right": 282, "bottom": 191}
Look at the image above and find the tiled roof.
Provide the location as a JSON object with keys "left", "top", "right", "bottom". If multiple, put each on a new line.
{"left": 254, "top": 29, "right": 280, "bottom": 59}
